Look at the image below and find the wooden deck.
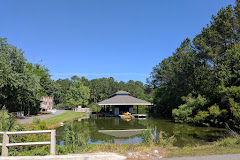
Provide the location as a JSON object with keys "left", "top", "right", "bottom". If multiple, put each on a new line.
{"left": 132, "top": 114, "right": 147, "bottom": 118}
{"left": 96, "top": 112, "right": 148, "bottom": 119}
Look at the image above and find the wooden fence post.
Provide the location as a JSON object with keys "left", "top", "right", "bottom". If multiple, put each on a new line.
{"left": 2, "top": 132, "right": 9, "bottom": 156}
{"left": 50, "top": 130, "right": 56, "bottom": 155}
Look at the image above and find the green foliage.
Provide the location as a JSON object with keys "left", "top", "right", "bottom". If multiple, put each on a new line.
{"left": 0, "top": 110, "right": 51, "bottom": 156}
{"left": 54, "top": 75, "right": 152, "bottom": 109}
{"left": 141, "top": 129, "right": 175, "bottom": 147}
{"left": 0, "top": 110, "right": 17, "bottom": 131}
{"left": 156, "top": 131, "right": 175, "bottom": 147}
{"left": 172, "top": 94, "right": 207, "bottom": 123}
{"left": 88, "top": 104, "right": 98, "bottom": 112}
{"left": 141, "top": 129, "right": 154, "bottom": 145}
{"left": 17, "top": 146, "right": 50, "bottom": 156}
{"left": 57, "top": 122, "right": 89, "bottom": 153}
{"left": 0, "top": 38, "right": 56, "bottom": 114}
{"left": 43, "top": 111, "right": 85, "bottom": 128}
{"left": 217, "top": 135, "right": 240, "bottom": 147}
{"left": 194, "top": 111, "right": 210, "bottom": 126}
{"left": 65, "top": 80, "right": 90, "bottom": 107}
{"left": 151, "top": 1, "right": 240, "bottom": 129}
{"left": 31, "top": 117, "right": 48, "bottom": 130}
{"left": 229, "top": 98, "right": 240, "bottom": 129}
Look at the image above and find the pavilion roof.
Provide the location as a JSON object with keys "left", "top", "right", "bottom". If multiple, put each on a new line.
{"left": 115, "top": 90, "right": 130, "bottom": 95}
{"left": 97, "top": 91, "right": 152, "bottom": 106}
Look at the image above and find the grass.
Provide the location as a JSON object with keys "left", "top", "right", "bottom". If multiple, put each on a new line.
{"left": 166, "top": 144, "right": 240, "bottom": 158}
{"left": 77, "top": 136, "right": 240, "bottom": 159}
{"left": 43, "top": 111, "right": 86, "bottom": 128}
{"left": 82, "top": 143, "right": 240, "bottom": 159}
{"left": 166, "top": 136, "right": 240, "bottom": 158}
{"left": 57, "top": 143, "right": 170, "bottom": 159}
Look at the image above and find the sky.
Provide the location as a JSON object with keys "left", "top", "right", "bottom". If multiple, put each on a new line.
{"left": 0, "top": 0, "right": 236, "bottom": 83}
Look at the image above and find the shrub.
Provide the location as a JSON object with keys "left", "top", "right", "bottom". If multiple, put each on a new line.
{"left": 141, "top": 129, "right": 175, "bottom": 147}
{"left": 31, "top": 118, "right": 48, "bottom": 130}
{"left": 0, "top": 110, "right": 17, "bottom": 131}
{"left": 218, "top": 137, "right": 236, "bottom": 147}
{"left": 62, "top": 122, "right": 88, "bottom": 153}
{"left": 141, "top": 129, "right": 154, "bottom": 145}
{"left": 157, "top": 131, "right": 175, "bottom": 147}
{"left": 172, "top": 94, "right": 207, "bottom": 123}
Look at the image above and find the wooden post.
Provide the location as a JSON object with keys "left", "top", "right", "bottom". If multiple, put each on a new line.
{"left": 2, "top": 132, "right": 9, "bottom": 156}
{"left": 137, "top": 105, "right": 138, "bottom": 114}
{"left": 50, "top": 130, "right": 56, "bottom": 155}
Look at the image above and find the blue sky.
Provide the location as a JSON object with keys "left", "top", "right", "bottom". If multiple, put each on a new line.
{"left": 0, "top": 0, "right": 236, "bottom": 83}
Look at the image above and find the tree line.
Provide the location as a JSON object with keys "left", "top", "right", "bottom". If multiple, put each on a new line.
{"left": 54, "top": 76, "right": 152, "bottom": 109}
{"left": 0, "top": 38, "right": 151, "bottom": 114}
{"left": 150, "top": 0, "right": 240, "bottom": 129}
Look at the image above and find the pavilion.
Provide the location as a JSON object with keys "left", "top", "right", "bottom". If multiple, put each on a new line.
{"left": 96, "top": 90, "right": 152, "bottom": 115}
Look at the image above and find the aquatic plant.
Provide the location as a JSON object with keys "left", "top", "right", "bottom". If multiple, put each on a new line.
{"left": 61, "top": 122, "right": 89, "bottom": 153}
{"left": 141, "top": 129, "right": 175, "bottom": 147}
{"left": 141, "top": 129, "right": 154, "bottom": 145}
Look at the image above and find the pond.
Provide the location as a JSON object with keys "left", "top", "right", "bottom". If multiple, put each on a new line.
{"left": 56, "top": 115, "right": 228, "bottom": 147}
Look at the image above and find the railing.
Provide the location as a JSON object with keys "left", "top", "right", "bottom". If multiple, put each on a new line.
{"left": 0, "top": 130, "right": 56, "bottom": 156}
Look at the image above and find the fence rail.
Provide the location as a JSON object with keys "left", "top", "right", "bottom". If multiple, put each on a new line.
{"left": 0, "top": 130, "right": 56, "bottom": 157}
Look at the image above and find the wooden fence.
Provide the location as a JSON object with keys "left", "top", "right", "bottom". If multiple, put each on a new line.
{"left": 0, "top": 130, "right": 56, "bottom": 156}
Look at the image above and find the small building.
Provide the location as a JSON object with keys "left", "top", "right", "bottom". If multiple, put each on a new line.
{"left": 73, "top": 105, "right": 91, "bottom": 114}
{"left": 40, "top": 96, "right": 53, "bottom": 112}
{"left": 96, "top": 90, "right": 152, "bottom": 115}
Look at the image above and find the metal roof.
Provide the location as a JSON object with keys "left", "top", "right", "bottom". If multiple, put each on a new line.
{"left": 97, "top": 91, "right": 152, "bottom": 106}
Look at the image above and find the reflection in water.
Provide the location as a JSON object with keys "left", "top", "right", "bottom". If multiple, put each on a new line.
{"left": 122, "top": 118, "right": 132, "bottom": 122}
{"left": 56, "top": 115, "right": 228, "bottom": 147}
{"left": 99, "top": 129, "right": 146, "bottom": 138}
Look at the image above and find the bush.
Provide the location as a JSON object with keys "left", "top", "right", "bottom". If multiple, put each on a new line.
{"left": 172, "top": 94, "right": 207, "bottom": 123}
{"left": 218, "top": 137, "right": 236, "bottom": 147}
{"left": 141, "top": 129, "right": 175, "bottom": 147}
{"left": 62, "top": 122, "right": 89, "bottom": 153}
{"left": 31, "top": 118, "right": 48, "bottom": 130}
{"left": 157, "top": 131, "right": 175, "bottom": 147}
{"left": 141, "top": 129, "right": 154, "bottom": 145}
{"left": 88, "top": 104, "right": 98, "bottom": 112}
{"left": 0, "top": 110, "right": 17, "bottom": 131}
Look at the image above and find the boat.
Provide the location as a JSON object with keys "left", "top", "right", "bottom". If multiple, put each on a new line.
{"left": 122, "top": 112, "right": 131, "bottom": 115}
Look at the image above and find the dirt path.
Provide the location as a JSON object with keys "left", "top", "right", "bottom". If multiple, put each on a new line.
{"left": 17, "top": 110, "right": 65, "bottom": 124}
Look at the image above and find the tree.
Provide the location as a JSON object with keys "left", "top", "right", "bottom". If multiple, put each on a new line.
{"left": 150, "top": 39, "right": 196, "bottom": 116}
{"left": 65, "top": 80, "right": 90, "bottom": 107}
{"left": 0, "top": 38, "right": 41, "bottom": 114}
{"left": 150, "top": 0, "right": 240, "bottom": 129}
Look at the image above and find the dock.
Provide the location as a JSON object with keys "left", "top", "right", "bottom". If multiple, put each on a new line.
{"left": 132, "top": 114, "right": 147, "bottom": 118}
{"left": 119, "top": 114, "right": 147, "bottom": 119}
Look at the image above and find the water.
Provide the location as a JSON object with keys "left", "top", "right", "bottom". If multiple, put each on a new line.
{"left": 56, "top": 115, "right": 228, "bottom": 147}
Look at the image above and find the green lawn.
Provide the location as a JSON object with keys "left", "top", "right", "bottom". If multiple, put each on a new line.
{"left": 44, "top": 111, "right": 86, "bottom": 128}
